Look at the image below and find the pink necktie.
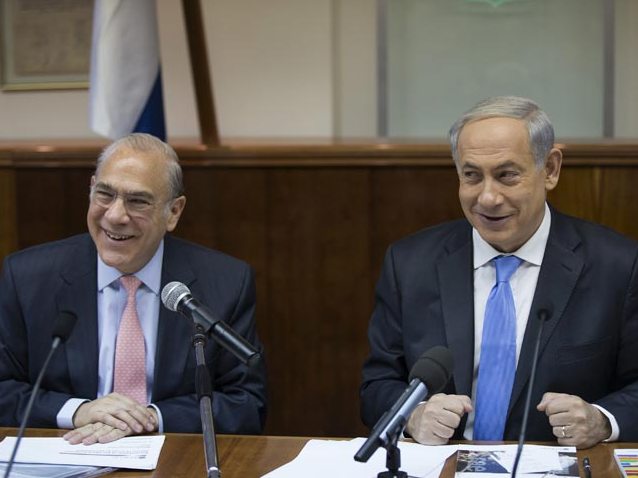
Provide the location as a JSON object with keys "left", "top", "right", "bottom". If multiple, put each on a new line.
{"left": 113, "top": 275, "right": 147, "bottom": 404}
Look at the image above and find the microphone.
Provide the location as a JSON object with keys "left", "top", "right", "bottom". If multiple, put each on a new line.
{"left": 3, "top": 311, "right": 77, "bottom": 478}
{"left": 355, "top": 346, "right": 453, "bottom": 462}
{"left": 511, "top": 306, "right": 553, "bottom": 478}
{"left": 161, "top": 281, "right": 260, "bottom": 367}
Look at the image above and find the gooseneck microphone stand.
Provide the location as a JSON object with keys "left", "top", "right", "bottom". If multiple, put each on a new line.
{"left": 3, "top": 339, "right": 62, "bottom": 478}
{"left": 511, "top": 308, "right": 552, "bottom": 478}
{"left": 379, "top": 424, "right": 408, "bottom": 478}
{"left": 163, "top": 282, "right": 262, "bottom": 477}
{"left": 192, "top": 325, "right": 220, "bottom": 478}
{"left": 3, "top": 311, "right": 77, "bottom": 478}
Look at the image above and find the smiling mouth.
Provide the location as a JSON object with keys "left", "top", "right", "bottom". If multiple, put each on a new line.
{"left": 476, "top": 212, "right": 512, "bottom": 225}
{"left": 104, "top": 230, "right": 134, "bottom": 241}
{"left": 483, "top": 214, "right": 507, "bottom": 221}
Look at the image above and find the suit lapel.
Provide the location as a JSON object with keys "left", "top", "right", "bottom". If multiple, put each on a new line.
{"left": 509, "top": 212, "right": 583, "bottom": 412}
{"left": 153, "top": 236, "right": 197, "bottom": 398}
{"left": 437, "top": 226, "right": 475, "bottom": 397}
{"left": 55, "top": 236, "right": 100, "bottom": 398}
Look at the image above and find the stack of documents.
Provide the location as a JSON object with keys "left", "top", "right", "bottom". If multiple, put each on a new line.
{"left": 455, "top": 444, "right": 578, "bottom": 477}
{"left": 0, "top": 435, "right": 165, "bottom": 473}
{"left": 262, "top": 438, "right": 458, "bottom": 478}
{"left": 615, "top": 449, "right": 638, "bottom": 477}
{"left": 262, "top": 439, "right": 578, "bottom": 478}
{"left": 0, "top": 461, "right": 114, "bottom": 478}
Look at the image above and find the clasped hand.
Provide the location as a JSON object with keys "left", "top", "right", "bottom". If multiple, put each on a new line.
{"left": 405, "top": 393, "right": 473, "bottom": 444}
{"left": 406, "top": 392, "right": 611, "bottom": 449}
{"left": 63, "top": 393, "right": 158, "bottom": 445}
{"left": 537, "top": 392, "right": 612, "bottom": 449}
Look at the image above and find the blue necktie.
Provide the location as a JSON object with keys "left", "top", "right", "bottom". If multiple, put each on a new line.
{"left": 474, "top": 255, "right": 522, "bottom": 440}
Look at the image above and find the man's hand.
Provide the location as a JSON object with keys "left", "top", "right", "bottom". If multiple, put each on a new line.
{"left": 64, "top": 422, "right": 130, "bottom": 445}
{"left": 537, "top": 392, "right": 612, "bottom": 449}
{"left": 405, "top": 393, "right": 473, "bottom": 445}
{"left": 64, "top": 403, "right": 158, "bottom": 445}
{"left": 66, "top": 393, "right": 157, "bottom": 444}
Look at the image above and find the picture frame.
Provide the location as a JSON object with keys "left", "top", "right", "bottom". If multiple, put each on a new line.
{"left": 0, "top": 0, "right": 93, "bottom": 91}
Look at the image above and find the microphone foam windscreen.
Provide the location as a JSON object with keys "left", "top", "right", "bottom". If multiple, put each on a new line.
{"left": 53, "top": 311, "right": 78, "bottom": 343}
{"left": 409, "top": 346, "right": 453, "bottom": 394}
{"left": 161, "top": 281, "right": 191, "bottom": 311}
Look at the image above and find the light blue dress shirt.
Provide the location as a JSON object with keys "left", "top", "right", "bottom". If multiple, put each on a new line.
{"left": 56, "top": 240, "right": 165, "bottom": 431}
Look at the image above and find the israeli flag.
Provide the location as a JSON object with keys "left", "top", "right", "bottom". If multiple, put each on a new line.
{"left": 89, "top": 0, "right": 166, "bottom": 140}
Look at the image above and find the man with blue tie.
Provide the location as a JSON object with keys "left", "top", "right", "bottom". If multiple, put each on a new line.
{"left": 0, "top": 133, "right": 267, "bottom": 444}
{"left": 360, "top": 96, "right": 638, "bottom": 448}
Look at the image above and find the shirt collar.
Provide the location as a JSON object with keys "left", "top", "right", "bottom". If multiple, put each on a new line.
{"left": 97, "top": 239, "right": 164, "bottom": 294}
{"left": 473, "top": 202, "right": 551, "bottom": 269}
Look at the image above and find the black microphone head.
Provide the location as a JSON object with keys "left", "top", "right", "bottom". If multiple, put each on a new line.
{"left": 53, "top": 311, "right": 77, "bottom": 343}
{"left": 537, "top": 304, "right": 553, "bottom": 322}
{"left": 408, "top": 346, "right": 453, "bottom": 395}
{"left": 161, "top": 281, "right": 191, "bottom": 311}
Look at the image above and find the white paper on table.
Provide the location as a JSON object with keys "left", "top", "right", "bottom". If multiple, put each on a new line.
{"left": 456, "top": 444, "right": 565, "bottom": 474}
{"left": 262, "top": 437, "right": 458, "bottom": 478}
{"left": 0, "top": 435, "right": 165, "bottom": 470}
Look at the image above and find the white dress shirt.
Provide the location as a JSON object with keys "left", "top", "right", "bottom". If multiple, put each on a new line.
{"left": 463, "top": 203, "right": 618, "bottom": 441}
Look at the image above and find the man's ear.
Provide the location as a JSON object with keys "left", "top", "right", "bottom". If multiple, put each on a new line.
{"left": 166, "top": 196, "right": 186, "bottom": 232}
{"left": 544, "top": 148, "right": 562, "bottom": 192}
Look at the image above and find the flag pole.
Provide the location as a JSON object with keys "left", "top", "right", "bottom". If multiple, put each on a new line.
{"left": 182, "top": 0, "right": 220, "bottom": 147}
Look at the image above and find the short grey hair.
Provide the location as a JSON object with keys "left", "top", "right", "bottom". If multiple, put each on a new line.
{"left": 449, "top": 96, "right": 554, "bottom": 170}
{"left": 95, "top": 133, "right": 184, "bottom": 199}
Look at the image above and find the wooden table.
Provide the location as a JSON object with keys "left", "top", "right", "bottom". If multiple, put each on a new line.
{"left": 0, "top": 428, "right": 633, "bottom": 477}
{"left": 0, "top": 429, "right": 306, "bottom": 477}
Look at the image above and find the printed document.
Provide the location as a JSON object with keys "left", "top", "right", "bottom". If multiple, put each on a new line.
{"left": 0, "top": 435, "right": 165, "bottom": 470}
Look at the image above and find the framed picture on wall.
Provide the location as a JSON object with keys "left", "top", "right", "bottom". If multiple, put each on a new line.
{"left": 0, "top": 0, "right": 93, "bottom": 91}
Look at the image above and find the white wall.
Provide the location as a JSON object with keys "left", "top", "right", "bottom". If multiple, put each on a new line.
{"left": 334, "top": 0, "right": 377, "bottom": 137}
{"left": 203, "top": 0, "right": 332, "bottom": 138}
{"left": 0, "top": 0, "right": 635, "bottom": 142}
{"left": 615, "top": 0, "right": 638, "bottom": 138}
{"left": 0, "top": 0, "right": 377, "bottom": 141}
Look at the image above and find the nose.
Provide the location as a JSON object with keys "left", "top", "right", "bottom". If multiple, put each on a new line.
{"left": 103, "top": 196, "right": 131, "bottom": 223}
{"left": 477, "top": 178, "right": 503, "bottom": 208}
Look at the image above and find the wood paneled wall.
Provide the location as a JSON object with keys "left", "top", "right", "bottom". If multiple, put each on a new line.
{"left": 2, "top": 142, "right": 638, "bottom": 437}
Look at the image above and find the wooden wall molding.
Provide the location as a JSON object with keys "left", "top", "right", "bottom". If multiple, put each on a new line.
{"left": 4, "top": 141, "right": 638, "bottom": 167}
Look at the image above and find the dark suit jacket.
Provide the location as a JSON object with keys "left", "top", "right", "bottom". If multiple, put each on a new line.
{"left": 0, "top": 233, "right": 267, "bottom": 434}
{"left": 360, "top": 208, "right": 638, "bottom": 441}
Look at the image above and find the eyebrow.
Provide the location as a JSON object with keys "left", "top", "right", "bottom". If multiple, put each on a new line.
{"left": 461, "top": 160, "right": 521, "bottom": 171}
{"left": 94, "top": 181, "right": 155, "bottom": 200}
{"left": 493, "top": 160, "right": 521, "bottom": 170}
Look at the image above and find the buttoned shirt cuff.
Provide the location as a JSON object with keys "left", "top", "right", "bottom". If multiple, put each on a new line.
{"left": 592, "top": 404, "right": 619, "bottom": 442}
{"left": 56, "top": 398, "right": 90, "bottom": 429}
{"left": 148, "top": 403, "right": 164, "bottom": 433}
